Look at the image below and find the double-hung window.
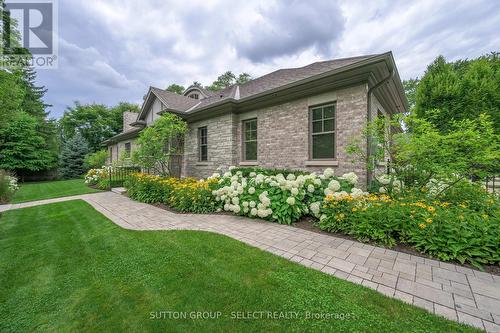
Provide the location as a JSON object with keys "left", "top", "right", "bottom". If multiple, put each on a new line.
{"left": 198, "top": 127, "right": 208, "bottom": 161}
{"left": 242, "top": 118, "right": 257, "bottom": 161}
{"left": 124, "top": 142, "right": 131, "bottom": 157}
{"left": 310, "top": 103, "right": 335, "bottom": 159}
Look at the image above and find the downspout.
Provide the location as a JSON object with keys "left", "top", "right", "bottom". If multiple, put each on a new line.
{"left": 366, "top": 66, "right": 394, "bottom": 187}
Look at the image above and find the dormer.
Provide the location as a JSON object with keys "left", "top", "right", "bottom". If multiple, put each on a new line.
{"left": 183, "top": 85, "right": 213, "bottom": 100}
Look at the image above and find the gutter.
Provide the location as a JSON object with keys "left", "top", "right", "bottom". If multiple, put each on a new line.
{"left": 366, "top": 63, "right": 394, "bottom": 186}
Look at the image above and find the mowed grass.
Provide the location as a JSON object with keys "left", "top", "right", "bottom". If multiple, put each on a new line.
{"left": 0, "top": 201, "right": 479, "bottom": 333}
{"left": 11, "top": 179, "right": 102, "bottom": 203}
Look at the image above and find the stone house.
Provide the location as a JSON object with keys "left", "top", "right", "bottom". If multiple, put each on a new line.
{"left": 103, "top": 52, "right": 408, "bottom": 187}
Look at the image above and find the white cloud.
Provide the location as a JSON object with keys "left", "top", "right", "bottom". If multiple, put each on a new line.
{"left": 36, "top": 0, "right": 500, "bottom": 118}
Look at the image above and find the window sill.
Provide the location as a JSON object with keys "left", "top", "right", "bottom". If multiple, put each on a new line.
{"left": 195, "top": 162, "right": 210, "bottom": 166}
{"left": 305, "top": 160, "right": 339, "bottom": 167}
{"left": 239, "top": 161, "right": 258, "bottom": 166}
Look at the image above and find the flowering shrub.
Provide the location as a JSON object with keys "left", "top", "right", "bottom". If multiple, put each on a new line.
{"left": 0, "top": 170, "right": 18, "bottom": 203}
{"left": 125, "top": 173, "right": 220, "bottom": 213}
{"left": 318, "top": 193, "right": 500, "bottom": 267}
{"left": 84, "top": 166, "right": 113, "bottom": 189}
{"left": 212, "top": 167, "right": 362, "bottom": 224}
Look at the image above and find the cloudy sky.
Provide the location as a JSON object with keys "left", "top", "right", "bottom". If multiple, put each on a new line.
{"left": 34, "top": 0, "right": 500, "bottom": 118}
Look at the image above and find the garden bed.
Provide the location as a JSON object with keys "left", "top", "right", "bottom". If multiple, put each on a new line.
{"left": 86, "top": 166, "right": 500, "bottom": 270}
{"left": 292, "top": 218, "right": 500, "bottom": 276}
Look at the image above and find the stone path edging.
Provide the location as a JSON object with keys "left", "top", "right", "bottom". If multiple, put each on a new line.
{"left": 2, "top": 192, "right": 499, "bottom": 332}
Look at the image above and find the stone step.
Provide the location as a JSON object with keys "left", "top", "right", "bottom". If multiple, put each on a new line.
{"left": 111, "top": 187, "right": 127, "bottom": 195}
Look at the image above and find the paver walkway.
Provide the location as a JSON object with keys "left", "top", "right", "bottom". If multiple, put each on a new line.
{"left": 2, "top": 192, "right": 500, "bottom": 332}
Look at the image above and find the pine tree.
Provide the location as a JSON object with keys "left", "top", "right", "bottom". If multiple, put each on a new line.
{"left": 59, "top": 133, "right": 89, "bottom": 179}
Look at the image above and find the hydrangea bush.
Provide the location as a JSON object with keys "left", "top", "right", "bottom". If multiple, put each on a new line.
{"left": 0, "top": 170, "right": 19, "bottom": 203}
{"left": 84, "top": 166, "right": 113, "bottom": 189}
{"left": 213, "top": 167, "right": 364, "bottom": 224}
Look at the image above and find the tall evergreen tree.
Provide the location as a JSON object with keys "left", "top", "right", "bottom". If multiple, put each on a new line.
{"left": 59, "top": 133, "right": 89, "bottom": 179}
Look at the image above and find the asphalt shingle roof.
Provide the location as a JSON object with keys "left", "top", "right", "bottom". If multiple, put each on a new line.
{"left": 150, "top": 54, "right": 378, "bottom": 113}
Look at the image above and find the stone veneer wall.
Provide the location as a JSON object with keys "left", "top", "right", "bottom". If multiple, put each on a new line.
{"left": 183, "top": 84, "right": 372, "bottom": 186}
{"left": 182, "top": 113, "right": 238, "bottom": 179}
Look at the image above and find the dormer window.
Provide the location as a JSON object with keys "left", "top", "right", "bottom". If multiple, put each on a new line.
{"left": 189, "top": 93, "right": 199, "bottom": 99}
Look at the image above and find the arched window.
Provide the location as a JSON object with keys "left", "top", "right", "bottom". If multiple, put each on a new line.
{"left": 188, "top": 93, "right": 199, "bottom": 99}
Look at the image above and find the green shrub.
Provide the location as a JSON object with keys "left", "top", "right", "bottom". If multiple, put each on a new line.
{"left": 318, "top": 193, "right": 500, "bottom": 268}
{"left": 0, "top": 170, "right": 19, "bottom": 203}
{"left": 84, "top": 150, "right": 108, "bottom": 169}
{"left": 124, "top": 173, "right": 167, "bottom": 203}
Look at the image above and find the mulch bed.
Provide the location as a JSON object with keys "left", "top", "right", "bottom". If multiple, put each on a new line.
{"left": 292, "top": 218, "right": 500, "bottom": 276}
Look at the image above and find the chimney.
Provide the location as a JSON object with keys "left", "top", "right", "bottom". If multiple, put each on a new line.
{"left": 123, "top": 111, "right": 138, "bottom": 132}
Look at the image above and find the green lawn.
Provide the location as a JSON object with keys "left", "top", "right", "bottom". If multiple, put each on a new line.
{"left": 0, "top": 201, "right": 478, "bottom": 332}
{"left": 11, "top": 179, "right": 102, "bottom": 203}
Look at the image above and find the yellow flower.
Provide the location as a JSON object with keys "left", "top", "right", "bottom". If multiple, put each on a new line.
{"left": 482, "top": 214, "right": 489, "bottom": 219}
{"left": 352, "top": 207, "right": 358, "bottom": 212}
{"left": 427, "top": 206, "right": 435, "bottom": 213}
{"left": 458, "top": 215, "right": 465, "bottom": 220}
{"left": 426, "top": 218, "right": 433, "bottom": 224}
{"left": 418, "top": 223, "right": 426, "bottom": 229}
{"left": 339, "top": 213, "right": 345, "bottom": 219}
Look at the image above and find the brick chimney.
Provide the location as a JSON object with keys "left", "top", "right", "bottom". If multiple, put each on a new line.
{"left": 123, "top": 111, "right": 138, "bottom": 132}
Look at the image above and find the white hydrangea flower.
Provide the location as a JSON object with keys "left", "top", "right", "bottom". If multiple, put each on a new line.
{"left": 228, "top": 166, "right": 236, "bottom": 171}
{"left": 231, "top": 197, "right": 239, "bottom": 205}
{"left": 286, "top": 174, "right": 296, "bottom": 181}
{"left": 232, "top": 205, "right": 241, "bottom": 214}
{"left": 243, "top": 207, "right": 249, "bottom": 214}
{"left": 351, "top": 187, "right": 364, "bottom": 198}
{"left": 223, "top": 172, "right": 231, "bottom": 178}
{"left": 286, "top": 197, "right": 295, "bottom": 205}
{"left": 211, "top": 172, "right": 220, "bottom": 178}
{"left": 257, "top": 209, "right": 269, "bottom": 218}
{"left": 242, "top": 201, "right": 249, "bottom": 208}
{"left": 314, "top": 179, "right": 322, "bottom": 186}
{"left": 249, "top": 201, "right": 256, "bottom": 208}
{"left": 250, "top": 208, "right": 258, "bottom": 216}
{"left": 342, "top": 172, "right": 358, "bottom": 185}
{"left": 324, "top": 188, "right": 333, "bottom": 196}
{"left": 307, "top": 184, "right": 315, "bottom": 193}
{"left": 379, "top": 187, "right": 386, "bottom": 193}
{"left": 248, "top": 187, "right": 256, "bottom": 194}
{"left": 291, "top": 187, "right": 299, "bottom": 196}
{"left": 249, "top": 172, "right": 256, "bottom": 177}
{"left": 310, "top": 202, "right": 321, "bottom": 215}
{"left": 323, "top": 168, "right": 334, "bottom": 178}
{"left": 328, "top": 180, "right": 341, "bottom": 192}
{"left": 378, "top": 175, "right": 391, "bottom": 185}
{"left": 224, "top": 203, "right": 230, "bottom": 211}
{"left": 320, "top": 214, "right": 327, "bottom": 221}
